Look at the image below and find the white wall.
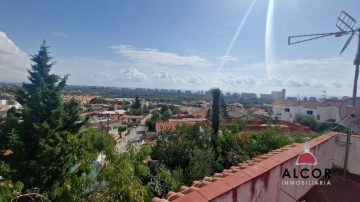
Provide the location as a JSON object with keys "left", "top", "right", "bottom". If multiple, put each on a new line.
{"left": 333, "top": 134, "right": 360, "bottom": 176}
{"left": 274, "top": 104, "right": 339, "bottom": 124}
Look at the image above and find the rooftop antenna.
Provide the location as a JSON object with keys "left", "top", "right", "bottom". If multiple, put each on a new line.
{"left": 289, "top": 11, "right": 360, "bottom": 178}
{"left": 321, "top": 90, "right": 327, "bottom": 100}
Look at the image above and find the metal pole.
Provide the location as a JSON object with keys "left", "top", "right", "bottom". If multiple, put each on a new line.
{"left": 344, "top": 29, "right": 360, "bottom": 177}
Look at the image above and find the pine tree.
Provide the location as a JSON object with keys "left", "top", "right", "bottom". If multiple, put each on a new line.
{"left": 10, "top": 41, "right": 87, "bottom": 192}
{"left": 1, "top": 42, "right": 151, "bottom": 201}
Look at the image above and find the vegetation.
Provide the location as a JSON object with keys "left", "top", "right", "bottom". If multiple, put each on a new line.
{"left": 146, "top": 104, "right": 180, "bottom": 131}
{"left": 132, "top": 95, "right": 141, "bottom": 109}
{"left": 0, "top": 43, "right": 154, "bottom": 201}
{"left": 89, "top": 97, "right": 107, "bottom": 104}
{"left": 210, "top": 88, "right": 221, "bottom": 135}
{"left": 150, "top": 123, "right": 309, "bottom": 192}
{"left": 293, "top": 114, "right": 347, "bottom": 133}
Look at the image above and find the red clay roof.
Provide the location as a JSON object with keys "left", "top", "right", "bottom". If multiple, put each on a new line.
{"left": 152, "top": 132, "right": 339, "bottom": 202}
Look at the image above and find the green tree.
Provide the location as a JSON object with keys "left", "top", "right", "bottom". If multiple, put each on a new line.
{"left": 132, "top": 95, "right": 141, "bottom": 109}
{"left": 0, "top": 42, "right": 97, "bottom": 200}
{"left": 210, "top": 88, "right": 221, "bottom": 134}
{"left": 293, "top": 114, "right": 317, "bottom": 131}
{"left": 186, "top": 148, "right": 215, "bottom": 183}
{"left": 89, "top": 97, "right": 106, "bottom": 104}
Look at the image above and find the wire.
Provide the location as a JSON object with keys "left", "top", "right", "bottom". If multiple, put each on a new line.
{"left": 320, "top": 115, "right": 349, "bottom": 135}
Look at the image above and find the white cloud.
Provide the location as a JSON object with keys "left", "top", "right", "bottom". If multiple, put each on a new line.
{"left": 111, "top": 45, "right": 212, "bottom": 67}
{"left": 154, "top": 71, "right": 175, "bottom": 84}
{"left": 0, "top": 31, "right": 29, "bottom": 82}
{"left": 283, "top": 76, "right": 348, "bottom": 89}
{"left": 185, "top": 75, "right": 206, "bottom": 85}
{"left": 221, "top": 76, "right": 256, "bottom": 86}
{"left": 122, "top": 67, "right": 147, "bottom": 82}
{"left": 52, "top": 30, "right": 67, "bottom": 37}
{"left": 219, "top": 55, "right": 237, "bottom": 62}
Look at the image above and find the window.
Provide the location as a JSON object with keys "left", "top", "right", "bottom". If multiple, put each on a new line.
{"left": 284, "top": 108, "right": 290, "bottom": 112}
{"left": 306, "top": 110, "right": 313, "bottom": 115}
{"left": 316, "top": 115, "right": 320, "bottom": 120}
{"left": 290, "top": 113, "right": 292, "bottom": 118}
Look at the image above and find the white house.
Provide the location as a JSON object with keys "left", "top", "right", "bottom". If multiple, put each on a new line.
{"left": 272, "top": 100, "right": 341, "bottom": 123}
{"left": 0, "top": 99, "right": 22, "bottom": 110}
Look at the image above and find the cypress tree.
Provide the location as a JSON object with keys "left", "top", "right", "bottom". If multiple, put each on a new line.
{"left": 210, "top": 88, "right": 221, "bottom": 134}
{"left": 220, "top": 96, "right": 228, "bottom": 118}
{"left": 132, "top": 95, "right": 141, "bottom": 109}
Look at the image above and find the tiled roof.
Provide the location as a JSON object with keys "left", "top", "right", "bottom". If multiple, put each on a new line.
{"left": 152, "top": 132, "right": 339, "bottom": 202}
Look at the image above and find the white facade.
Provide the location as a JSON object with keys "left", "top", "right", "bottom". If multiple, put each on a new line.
{"left": 0, "top": 99, "right": 22, "bottom": 110}
{"left": 272, "top": 101, "right": 341, "bottom": 123}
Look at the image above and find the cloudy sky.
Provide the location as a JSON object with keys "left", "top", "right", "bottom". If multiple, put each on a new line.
{"left": 0, "top": 0, "right": 359, "bottom": 97}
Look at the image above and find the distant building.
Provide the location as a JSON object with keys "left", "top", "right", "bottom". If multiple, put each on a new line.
{"left": 271, "top": 89, "right": 286, "bottom": 100}
{"left": 232, "top": 93, "right": 240, "bottom": 98}
{"left": 286, "top": 97, "right": 297, "bottom": 101}
{"left": 329, "top": 97, "right": 339, "bottom": 101}
{"left": 309, "top": 97, "right": 317, "bottom": 102}
{"left": 225, "top": 92, "right": 232, "bottom": 97}
{"left": 260, "top": 93, "right": 272, "bottom": 99}
{"left": 241, "top": 92, "right": 257, "bottom": 99}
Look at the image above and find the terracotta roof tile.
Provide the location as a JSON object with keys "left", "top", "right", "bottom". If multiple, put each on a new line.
{"left": 240, "top": 164, "right": 268, "bottom": 178}
{"left": 222, "top": 170, "right": 252, "bottom": 188}
{"left": 255, "top": 158, "right": 280, "bottom": 171}
{"left": 197, "top": 179, "right": 233, "bottom": 200}
{"left": 171, "top": 191, "right": 207, "bottom": 202}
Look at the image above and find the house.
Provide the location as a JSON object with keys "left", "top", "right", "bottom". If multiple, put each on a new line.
{"left": 140, "top": 99, "right": 149, "bottom": 108}
{"left": 0, "top": 99, "right": 22, "bottom": 110}
{"left": 272, "top": 100, "right": 341, "bottom": 123}
{"left": 94, "top": 119, "right": 122, "bottom": 135}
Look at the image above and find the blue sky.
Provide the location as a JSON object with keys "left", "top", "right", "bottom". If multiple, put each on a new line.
{"left": 0, "top": 0, "right": 359, "bottom": 97}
